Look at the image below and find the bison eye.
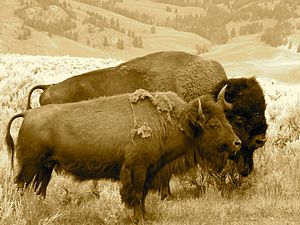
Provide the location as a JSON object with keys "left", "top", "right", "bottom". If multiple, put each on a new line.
{"left": 207, "top": 119, "right": 220, "bottom": 129}
{"left": 235, "top": 116, "right": 245, "bottom": 124}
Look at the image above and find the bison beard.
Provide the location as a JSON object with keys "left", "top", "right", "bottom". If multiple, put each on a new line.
{"left": 212, "top": 77, "right": 268, "bottom": 177}
{"left": 6, "top": 90, "right": 240, "bottom": 222}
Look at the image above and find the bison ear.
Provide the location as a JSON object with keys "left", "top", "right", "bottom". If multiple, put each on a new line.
{"left": 180, "top": 98, "right": 205, "bottom": 135}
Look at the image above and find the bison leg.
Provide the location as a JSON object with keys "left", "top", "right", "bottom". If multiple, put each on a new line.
{"left": 91, "top": 180, "right": 99, "bottom": 197}
{"left": 120, "top": 165, "right": 147, "bottom": 222}
{"left": 34, "top": 167, "right": 53, "bottom": 197}
{"left": 159, "top": 181, "right": 172, "bottom": 200}
{"left": 14, "top": 163, "right": 39, "bottom": 190}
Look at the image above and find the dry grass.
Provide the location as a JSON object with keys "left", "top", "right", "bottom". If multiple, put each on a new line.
{"left": 0, "top": 55, "right": 300, "bottom": 224}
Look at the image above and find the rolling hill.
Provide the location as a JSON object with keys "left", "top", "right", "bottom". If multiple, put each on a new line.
{"left": 0, "top": 0, "right": 300, "bottom": 82}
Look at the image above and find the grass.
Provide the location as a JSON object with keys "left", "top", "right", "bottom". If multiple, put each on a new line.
{"left": 0, "top": 54, "right": 300, "bottom": 224}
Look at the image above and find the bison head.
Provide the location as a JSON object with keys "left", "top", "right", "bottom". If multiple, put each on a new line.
{"left": 181, "top": 92, "right": 242, "bottom": 172}
{"left": 213, "top": 77, "right": 268, "bottom": 176}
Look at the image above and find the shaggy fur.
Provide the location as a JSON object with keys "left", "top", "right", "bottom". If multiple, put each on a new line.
{"left": 7, "top": 90, "right": 240, "bottom": 221}
{"left": 212, "top": 77, "right": 268, "bottom": 177}
{"left": 26, "top": 51, "right": 226, "bottom": 108}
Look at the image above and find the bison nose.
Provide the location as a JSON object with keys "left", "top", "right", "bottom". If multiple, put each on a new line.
{"left": 233, "top": 138, "right": 242, "bottom": 151}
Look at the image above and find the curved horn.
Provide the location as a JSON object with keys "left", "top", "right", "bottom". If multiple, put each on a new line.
{"left": 197, "top": 98, "right": 203, "bottom": 115}
{"left": 217, "top": 84, "right": 233, "bottom": 110}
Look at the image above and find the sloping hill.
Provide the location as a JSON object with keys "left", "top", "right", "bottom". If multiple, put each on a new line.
{"left": 202, "top": 35, "right": 300, "bottom": 83}
{"left": 0, "top": 0, "right": 210, "bottom": 60}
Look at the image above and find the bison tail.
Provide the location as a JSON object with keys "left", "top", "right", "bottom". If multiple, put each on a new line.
{"left": 5, "top": 113, "right": 25, "bottom": 171}
{"left": 27, "top": 84, "right": 50, "bottom": 109}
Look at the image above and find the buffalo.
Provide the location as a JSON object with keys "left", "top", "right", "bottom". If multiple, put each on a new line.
{"left": 6, "top": 89, "right": 241, "bottom": 222}
{"left": 26, "top": 51, "right": 226, "bottom": 108}
{"left": 212, "top": 77, "right": 267, "bottom": 177}
{"left": 155, "top": 77, "right": 268, "bottom": 198}
{"left": 25, "top": 51, "right": 267, "bottom": 195}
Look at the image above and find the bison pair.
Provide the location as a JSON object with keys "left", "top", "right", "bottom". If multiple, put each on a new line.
{"left": 6, "top": 51, "right": 267, "bottom": 222}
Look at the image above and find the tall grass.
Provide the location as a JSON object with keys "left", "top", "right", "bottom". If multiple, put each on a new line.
{"left": 0, "top": 54, "right": 299, "bottom": 224}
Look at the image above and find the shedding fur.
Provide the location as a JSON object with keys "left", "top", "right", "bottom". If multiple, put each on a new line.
{"left": 129, "top": 89, "right": 174, "bottom": 122}
{"left": 6, "top": 91, "right": 240, "bottom": 222}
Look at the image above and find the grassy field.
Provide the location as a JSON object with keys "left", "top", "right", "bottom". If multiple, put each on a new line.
{"left": 0, "top": 54, "right": 300, "bottom": 224}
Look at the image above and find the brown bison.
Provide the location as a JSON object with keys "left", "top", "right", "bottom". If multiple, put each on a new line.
{"left": 6, "top": 89, "right": 241, "bottom": 222}
{"left": 212, "top": 77, "right": 267, "bottom": 177}
{"left": 25, "top": 51, "right": 267, "bottom": 195}
{"left": 26, "top": 51, "right": 226, "bottom": 108}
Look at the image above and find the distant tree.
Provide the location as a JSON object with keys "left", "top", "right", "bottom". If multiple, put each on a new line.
{"left": 103, "top": 36, "right": 109, "bottom": 47}
{"left": 166, "top": 6, "right": 172, "bottom": 12}
{"left": 73, "top": 32, "right": 78, "bottom": 41}
{"left": 175, "top": 8, "right": 178, "bottom": 14}
{"left": 196, "top": 44, "right": 201, "bottom": 54}
{"left": 115, "top": 19, "right": 120, "bottom": 31}
{"left": 17, "top": 34, "right": 22, "bottom": 40}
{"left": 151, "top": 25, "right": 156, "bottom": 34}
{"left": 138, "top": 36, "right": 143, "bottom": 48}
{"left": 110, "top": 17, "right": 115, "bottom": 27}
{"left": 63, "top": 0, "right": 67, "bottom": 9}
{"left": 132, "top": 36, "right": 139, "bottom": 47}
{"left": 288, "top": 41, "right": 292, "bottom": 49}
{"left": 117, "top": 38, "right": 124, "bottom": 49}
{"left": 231, "top": 27, "right": 236, "bottom": 38}
{"left": 22, "top": 33, "right": 27, "bottom": 40}
{"left": 297, "top": 42, "right": 300, "bottom": 53}
{"left": 88, "top": 25, "right": 93, "bottom": 33}
{"left": 196, "top": 43, "right": 208, "bottom": 54}
{"left": 202, "top": 43, "right": 208, "bottom": 53}
{"left": 87, "top": 38, "right": 90, "bottom": 46}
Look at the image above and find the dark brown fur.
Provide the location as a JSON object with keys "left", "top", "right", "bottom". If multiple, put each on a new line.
{"left": 212, "top": 77, "right": 267, "bottom": 176}
{"left": 7, "top": 91, "right": 240, "bottom": 221}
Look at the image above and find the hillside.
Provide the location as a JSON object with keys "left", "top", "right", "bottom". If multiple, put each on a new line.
{"left": 0, "top": 0, "right": 210, "bottom": 60}
{"left": 1, "top": 0, "right": 300, "bottom": 82}
{"left": 1, "top": 0, "right": 300, "bottom": 61}
{"left": 202, "top": 34, "right": 300, "bottom": 83}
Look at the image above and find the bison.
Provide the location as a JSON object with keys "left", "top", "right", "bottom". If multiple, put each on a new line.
{"left": 6, "top": 89, "right": 241, "bottom": 222}
{"left": 26, "top": 51, "right": 226, "bottom": 108}
{"left": 25, "top": 51, "right": 267, "bottom": 195}
{"left": 155, "top": 77, "right": 268, "bottom": 198}
{"left": 212, "top": 77, "right": 267, "bottom": 177}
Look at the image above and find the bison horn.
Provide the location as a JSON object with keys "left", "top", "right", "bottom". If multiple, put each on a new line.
{"left": 197, "top": 98, "right": 203, "bottom": 116}
{"left": 217, "top": 84, "right": 233, "bottom": 110}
